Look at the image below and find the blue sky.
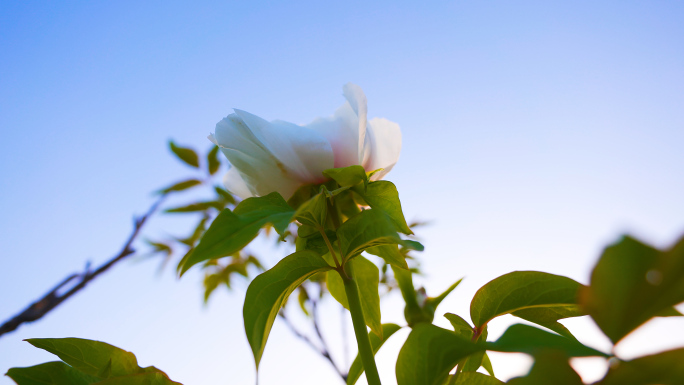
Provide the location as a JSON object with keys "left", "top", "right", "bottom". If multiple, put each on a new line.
{"left": 1, "top": 1, "right": 683, "bottom": 384}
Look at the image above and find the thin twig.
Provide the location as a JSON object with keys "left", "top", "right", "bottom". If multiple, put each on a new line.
{"left": 0, "top": 194, "right": 167, "bottom": 338}
{"left": 278, "top": 310, "right": 347, "bottom": 382}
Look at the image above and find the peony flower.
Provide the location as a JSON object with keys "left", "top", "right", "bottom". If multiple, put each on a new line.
{"left": 209, "top": 83, "right": 401, "bottom": 200}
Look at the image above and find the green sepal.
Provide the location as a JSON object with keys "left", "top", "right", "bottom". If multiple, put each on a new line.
{"left": 323, "top": 165, "right": 368, "bottom": 189}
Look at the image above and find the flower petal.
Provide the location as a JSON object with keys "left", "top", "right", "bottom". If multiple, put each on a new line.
{"left": 223, "top": 166, "right": 253, "bottom": 200}
{"left": 212, "top": 114, "right": 300, "bottom": 199}
{"left": 306, "top": 84, "right": 370, "bottom": 168}
{"left": 342, "top": 83, "right": 368, "bottom": 164}
{"left": 364, "top": 117, "right": 402, "bottom": 180}
{"left": 233, "top": 109, "right": 334, "bottom": 182}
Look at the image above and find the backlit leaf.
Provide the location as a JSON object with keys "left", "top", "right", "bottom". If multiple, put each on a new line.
{"left": 507, "top": 351, "right": 583, "bottom": 385}
{"left": 396, "top": 324, "right": 484, "bottom": 385}
{"left": 6, "top": 361, "right": 98, "bottom": 385}
{"left": 446, "top": 372, "right": 503, "bottom": 385}
{"left": 157, "top": 179, "right": 202, "bottom": 194}
{"left": 596, "top": 348, "right": 684, "bottom": 385}
{"left": 326, "top": 256, "right": 382, "bottom": 337}
{"left": 323, "top": 165, "right": 368, "bottom": 188}
{"left": 179, "top": 192, "right": 294, "bottom": 275}
{"left": 470, "top": 271, "right": 584, "bottom": 330}
{"left": 579, "top": 235, "right": 684, "bottom": 344}
{"left": 352, "top": 181, "right": 412, "bottom": 234}
{"left": 487, "top": 324, "right": 607, "bottom": 357}
{"left": 243, "top": 250, "right": 333, "bottom": 369}
{"left": 337, "top": 209, "right": 403, "bottom": 261}
{"left": 169, "top": 140, "right": 199, "bottom": 168}
{"left": 207, "top": 145, "right": 220, "bottom": 175}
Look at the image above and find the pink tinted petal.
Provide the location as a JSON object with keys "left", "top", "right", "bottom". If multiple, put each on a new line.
{"left": 365, "top": 117, "right": 402, "bottom": 180}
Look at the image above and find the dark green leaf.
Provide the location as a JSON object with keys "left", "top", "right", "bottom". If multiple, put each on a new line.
{"left": 169, "top": 140, "right": 199, "bottom": 168}
{"left": 179, "top": 192, "right": 294, "bottom": 275}
{"left": 243, "top": 250, "right": 333, "bottom": 369}
{"left": 487, "top": 324, "right": 607, "bottom": 357}
{"left": 396, "top": 324, "right": 484, "bottom": 385}
{"left": 447, "top": 372, "right": 504, "bottom": 385}
{"left": 337, "top": 209, "right": 402, "bottom": 261}
{"left": 579, "top": 235, "right": 684, "bottom": 344}
{"left": 347, "top": 324, "right": 402, "bottom": 385}
{"left": 164, "top": 201, "right": 223, "bottom": 213}
{"left": 93, "top": 371, "right": 180, "bottom": 385}
{"left": 323, "top": 165, "right": 368, "bottom": 188}
{"left": 352, "top": 181, "right": 412, "bottom": 234}
{"left": 596, "top": 348, "right": 684, "bottom": 385}
{"left": 507, "top": 351, "right": 583, "bottom": 385}
{"left": 366, "top": 244, "right": 408, "bottom": 270}
{"left": 6, "top": 361, "right": 99, "bottom": 385}
{"left": 207, "top": 145, "right": 220, "bottom": 175}
{"left": 326, "top": 256, "right": 382, "bottom": 337}
{"left": 512, "top": 307, "right": 582, "bottom": 340}
{"left": 470, "top": 271, "right": 584, "bottom": 330}
{"left": 286, "top": 183, "right": 319, "bottom": 209}
{"left": 157, "top": 179, "right": 202, "bottom": 194}
{"left": 25, "top": 338, "right": 153, "bottom": 379}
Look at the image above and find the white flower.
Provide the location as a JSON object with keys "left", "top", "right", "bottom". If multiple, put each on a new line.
{"left": 210, "top": 83, "right": 402, "bottom": 200}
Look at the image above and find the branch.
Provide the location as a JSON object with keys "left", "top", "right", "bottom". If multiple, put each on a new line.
{"left": 278, "top": 309, "right": 347, "bottom": 382}
{"left": 0, "top": 194, "right": 167, "bottom": 338}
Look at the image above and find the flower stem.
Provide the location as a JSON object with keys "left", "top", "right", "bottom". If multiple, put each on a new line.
{"left": 342, "top": 263, "right": 382, "bottom": 385}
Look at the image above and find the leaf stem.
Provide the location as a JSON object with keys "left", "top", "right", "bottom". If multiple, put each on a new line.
{"left": 318, "top": 227, "right": 341, "bottom": 269}
{"left": 342, "top": 263, "right": 382, "bottom": 385}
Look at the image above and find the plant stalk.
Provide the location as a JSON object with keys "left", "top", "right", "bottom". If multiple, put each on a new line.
{"left": 342, "top": 263, "right": 382, "bottom": 385}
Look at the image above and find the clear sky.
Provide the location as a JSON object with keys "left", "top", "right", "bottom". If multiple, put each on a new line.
{"left": 1, "top": 1, "right": 683, "bottom": 384}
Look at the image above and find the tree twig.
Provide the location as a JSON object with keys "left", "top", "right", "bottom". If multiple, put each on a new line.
{"left": 278, "top": 309, "right": 347, "bottom": 382}
{"left": 0, "top": 194, "right": 167, "bottom": 338}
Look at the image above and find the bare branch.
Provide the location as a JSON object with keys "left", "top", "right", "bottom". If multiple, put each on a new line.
{"left": 0, "top": 194, "right": 167, "bottom": 338}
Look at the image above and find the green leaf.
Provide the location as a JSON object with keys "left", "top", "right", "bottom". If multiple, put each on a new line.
{"left": 487, "top": 324, "right": 607, "bottom": 357}
{"left": 164, "top": 201, "right": 223, "bottom": 213}
{"left": 243, "top": 250, "right": 333, "bottom": 369}
{"left": 512, "top": 307, "right": 582, "bottom": 340}
{"left": 293, "top": 192, "right": 327, "bottom": 228}
{"left": 396, "top": 324, "right": 484, "bottom": 385}
{"left": 323, "top": 165, "right": 368, "bottom": 188}
{"left": 214, "top": 186, "right": 236, "bottom": 205}
{"left": 596, "top": 348, "right": 684, "bottom": 385}
{"left": 579, "top": 235, "right": 684, "bottom": 344}
{"left": 90, "top": 371, "right": 180, "bottom": 385}
{"left": 352, "top": 181, "right": 412, "bottom": 234}
{"left": 444, "top": 313, "right": 475, "bottom": 339}
{"left": 157, "top": 179, "right": 202, "bottom": 194}
{"left": 366, "top": 244, "right": 408, "bottom": 270}
{"left": 179, "top": 192, "right": 294, "bottom": 275}
{"left": 337, "top": 209, "right": 403, "bottom": 261}
{"left": 507, "top": 351, "right": 583, "bottom": 385}
{"left": 325, "top": 256, "right": 382, "bottom": 337}
{"left": 446, "top": 372, "right": 504, "bottom": 385}
{"left": 23, "top": 338, "right": 172, "bottom": 380}
{"left": 169, "top": 140, "right": 199, "bottom": 168}
{"left": 482, "top": 353, "right": 495, "bottom": 377}
{"left": 426, "top": 278, "right": 464, "bottom": 310}
{"left": 470, "top": 271, "right": 584, "bottom": 331}
{"left": 346, "top": 324, "right": 402, "bottom": 385}
{"left": 207, "top": 145, "right": 220, "bottom": 175}
{"left": 6, "top": 361, "right": 99, "bottom": 385}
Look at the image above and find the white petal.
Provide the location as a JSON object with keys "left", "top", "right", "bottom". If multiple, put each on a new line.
{"left": 212, "top": 114, "right": 300, "bottom": 199}
{"left": 342, "top": 83, "right": 368, "bottom": 164}
{"left": 364, "top": 118, "right": 402, "bottom": 180}
{"left": 306, "top": 84, "right": 370, "bottom": 169}
{"left": 234, "top": 109, "right": 334, "bottom": 183}
{"left": 223, "top": 166, "right": 253, "bottom": 200}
